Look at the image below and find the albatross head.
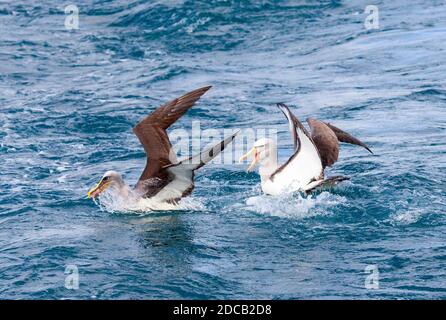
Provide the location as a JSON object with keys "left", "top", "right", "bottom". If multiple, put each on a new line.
{"left": 239, "top": 138, "right": 277, "bottom": 173}
{"left": 87, "top": 170, "right": 125, "bottom": 199}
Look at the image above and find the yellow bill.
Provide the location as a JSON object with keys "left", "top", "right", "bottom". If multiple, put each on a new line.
{"left": 239, "top": 147, "right": 260, "bottom": 172}
{"left": 87, "top": 178, "right": 110, "bottom": 199}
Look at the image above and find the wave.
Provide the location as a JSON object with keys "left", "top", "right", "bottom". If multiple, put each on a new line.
{"left": 389, "top": 209, "right": 425, "bottom": 226}
{"left": 107, "top": 0, "right": 341, "bottom": 53}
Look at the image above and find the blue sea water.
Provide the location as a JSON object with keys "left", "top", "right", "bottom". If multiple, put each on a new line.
{"left": 1, "top": 0, "right": 445, "bottom": 299}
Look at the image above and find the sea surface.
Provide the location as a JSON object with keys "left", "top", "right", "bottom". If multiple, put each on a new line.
{"left": 1, "top": 0, "right": 445, "bottom": 299}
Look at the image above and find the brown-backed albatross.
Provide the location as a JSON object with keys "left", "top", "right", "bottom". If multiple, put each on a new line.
{"left": 239, "top": 103, "right": 372, "bottom": 195}
{"left": 87, "top": 86, "right": 238, "bottom": 209}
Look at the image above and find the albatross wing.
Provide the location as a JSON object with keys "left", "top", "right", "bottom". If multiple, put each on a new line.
{"left": 306, "top": 118, "right": 339, "bottom": 168}
{"left": 324, "top": 122, "right": 373, "bottom": 154}
{"left": 307, "top": 118, "right": 372, "bottom": 168}
{"left": 154, "top": 131, "right": 239, "bottom": 203}
{"left": 132, "top": 86, "right": 211, "bottom": 198}
{"left": 265, "top": 104, "right": 323, "bottom": 194}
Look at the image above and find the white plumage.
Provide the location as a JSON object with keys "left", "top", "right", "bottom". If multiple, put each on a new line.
{"left": 240, "top": 103, "right": 372, "bottom": 195}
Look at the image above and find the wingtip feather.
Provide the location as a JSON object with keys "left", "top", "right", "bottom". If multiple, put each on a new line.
{"left": 198, "top": 85, "right": 212, "bottom": 93}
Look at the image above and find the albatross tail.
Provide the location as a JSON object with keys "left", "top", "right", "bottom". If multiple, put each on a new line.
{"left": 303, "top": 176, "right": 350, "bottom": 194}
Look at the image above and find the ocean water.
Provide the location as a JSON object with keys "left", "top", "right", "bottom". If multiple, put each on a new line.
{"left": 1, "top": 0, "right": 445, "bottom": 299}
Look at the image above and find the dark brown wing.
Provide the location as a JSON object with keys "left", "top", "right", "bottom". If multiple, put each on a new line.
{"left": 307, "top": 118, "right": 339, "bottom": 168}
{"left": 307, "top": 118, "right": 373, "bottom": 168}
{"left": 133, "top": 86, "right": 211, "bottom": 192}
{"left": 324, "top": 122, "right": 373, "bottom": 154}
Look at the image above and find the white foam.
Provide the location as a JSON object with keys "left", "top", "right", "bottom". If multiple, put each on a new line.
{"left": 244, "top": 191, "right": 346, "bottom": 219}
{"left": 95, "top": 189, "right": 206, "bottom": 214}
{"left": 390, "top": 209, "right": 424, "bottom": 225}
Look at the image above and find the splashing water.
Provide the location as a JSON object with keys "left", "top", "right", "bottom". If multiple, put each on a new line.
{"left": 245, "top": 191, "right": 347, "bottom": 219}
{"left": 95, "top": 189, "right": 206, "bottom": 214}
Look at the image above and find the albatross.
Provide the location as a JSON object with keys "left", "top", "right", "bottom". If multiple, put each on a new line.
{"left": 87, "top": 86, "right": 238, "bottom": 208}
{"left": 239, "top": 103, "right": 372, "bottom": 195}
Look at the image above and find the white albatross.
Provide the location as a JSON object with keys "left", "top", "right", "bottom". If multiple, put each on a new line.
{"left": 239, "top": 103, "right": 373, "bottom": 195}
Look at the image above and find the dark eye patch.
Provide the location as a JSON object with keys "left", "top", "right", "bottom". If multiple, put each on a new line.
{"left": 102, "top": 176, "right": 110, "bottom": 182}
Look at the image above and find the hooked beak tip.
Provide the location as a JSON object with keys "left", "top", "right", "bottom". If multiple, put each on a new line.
{"left": 88, "top": 179, "right": 106, "bottom": 200}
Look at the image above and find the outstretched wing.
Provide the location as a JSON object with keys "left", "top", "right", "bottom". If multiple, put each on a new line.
{"left": 133, "top": 86, "right": 211, "bottom": 192}
{"left": 307, "top": 118, "right": 373, "bottom": 168}
{"left": 324, "top": 122, "right": 373, "bottom": 154}
{"left": 306, "top": 118, "right": 340, "bottom": 168}
{"left": 270, "top": 104, "right": 323, "bottom": 188}
{"left": 153, "top": 131, "right": 239, "bottom": 203}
